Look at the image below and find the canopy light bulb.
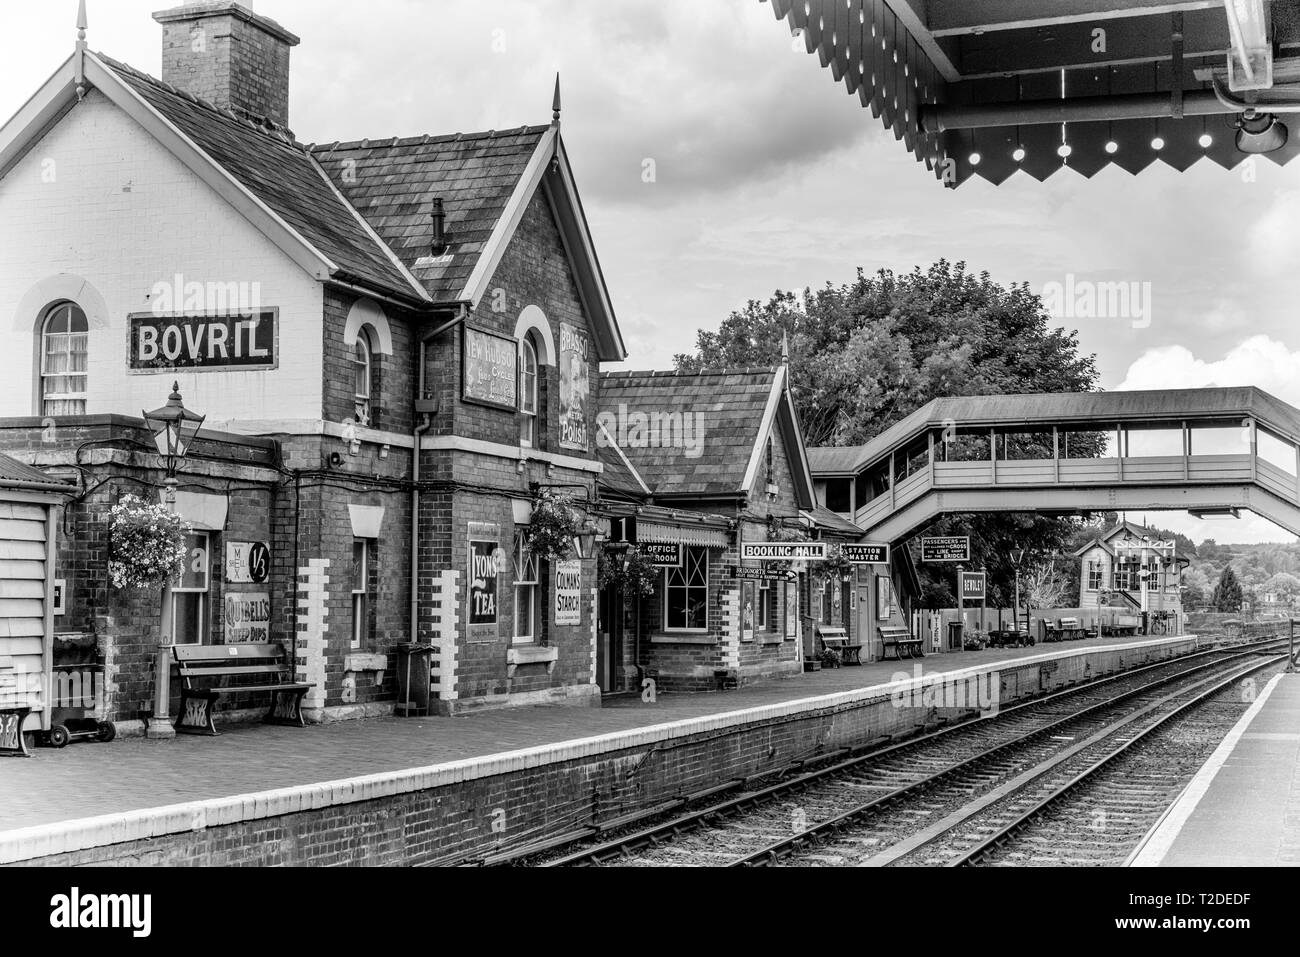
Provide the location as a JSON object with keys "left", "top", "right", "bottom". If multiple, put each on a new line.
{"left": 1057, "top": 143, "right": 1073, "bottom": 158}
{"left": 1105, "top": 141, "right": 1119, "bottom": 154}
{"left": 1012, "top": 147, "right": 1026, "bottom": 162}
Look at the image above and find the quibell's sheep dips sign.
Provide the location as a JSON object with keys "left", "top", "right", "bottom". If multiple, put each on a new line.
{"left": 129, "top": 311, "right": 277, "bottom": 371}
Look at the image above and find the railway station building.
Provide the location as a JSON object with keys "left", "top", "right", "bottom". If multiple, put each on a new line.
{"left": 0, "top": 3, "right": 629, "bottom": 730}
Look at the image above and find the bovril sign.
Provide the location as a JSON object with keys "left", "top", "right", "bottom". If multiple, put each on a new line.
{"left": 129, "top": 311, "right": 277, "bottom": 371}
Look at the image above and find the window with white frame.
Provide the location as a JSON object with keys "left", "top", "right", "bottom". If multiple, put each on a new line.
{"left": 513, "top": 533, "right": 540, "bottom": 643}
{"left": 520, "top": 335, "right": 538, "bottom": 448}
{"left": 664, "top": 546, "right": 708, "bottom": 631}
{"left": 40, "top": 302, "right": 88, "bottom": 416}
{"left": 757, "top": 579, "right": 771, "bottom": 631}
{"left": 352, "top": 328, "right": 373, "bottom": 426}
{"left": 1087, "top": 561, "right": 1104, "bottom": 591}
{"left": 1114, "top": 565, "right": 1131, "bottom": 591}
{"left": 351, "top": 539, "right": 370, "bottom": 648}
{"left": 172, "top": 532, "right": 210, "bottom": 645}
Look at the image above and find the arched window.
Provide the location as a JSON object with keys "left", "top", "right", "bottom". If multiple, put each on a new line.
{"left": 520, "top": 334, "right": 538, "bottom": 448}
{"left": 352, "top": 328, "right": 372, "bottom": 425}
{"left": 40, "top": 302, "right": 88, "bottom": 416}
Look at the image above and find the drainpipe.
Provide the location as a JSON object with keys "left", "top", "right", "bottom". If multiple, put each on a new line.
{"left": 410, "top": 305, "right": 469, "bottom": 644}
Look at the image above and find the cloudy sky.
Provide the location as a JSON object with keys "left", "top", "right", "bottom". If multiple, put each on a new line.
{"left": 4, "top": 0, "right": 1299, "bottom": 543}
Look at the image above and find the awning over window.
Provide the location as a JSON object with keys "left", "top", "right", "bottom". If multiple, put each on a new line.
{"left": 638, "top": 520, "right": 730, "bottom": 549}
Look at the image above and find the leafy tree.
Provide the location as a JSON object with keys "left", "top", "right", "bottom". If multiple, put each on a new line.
{"left": 677, "top": 260, "right": 1101, "bottom": 605}
{"left": 1211, "top": 565, "right": 1245, "bottom": 612}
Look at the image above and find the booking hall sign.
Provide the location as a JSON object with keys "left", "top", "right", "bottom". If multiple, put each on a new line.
{"left": 128, "top": 310, "right": 277, "bottom": 372}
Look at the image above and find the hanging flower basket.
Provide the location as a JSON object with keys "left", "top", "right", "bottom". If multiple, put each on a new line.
{"left": 817, "top": 543, "right": 855, "bottom": 583}
{"left": 107, "top": 494, "right": 188, "bottom": 590}
{"left": 527, "top": 491, "right": 583, "bottom": 563}
{"left": 598, "top": 545, "right": 658, "bottom": 597}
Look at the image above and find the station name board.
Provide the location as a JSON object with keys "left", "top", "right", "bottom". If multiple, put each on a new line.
{"left": 842, "top": 543, "right": 890, "bottom": 565}
{"left": 741, "top": 542, "right": 827, "bottom": 561}
{"left": 921, "top": 536, "right": 970, "bottom": 562}
{"left": 960, "top": 572, "right": 986, "bottom": 601}
{"left": 129, "top": 311, "right": 276, "bottom": 372}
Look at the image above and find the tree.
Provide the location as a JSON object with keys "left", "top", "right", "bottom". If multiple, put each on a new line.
{"left": 1024, "top": 561, "right": 1069, "bottom": 610}
{"left": 1261, "top": 571, "right": 1300, "bottom": 607}
{"left": 677, "top": 260, "right": 1102, "bottom": 604}
{"left": 1211, "top": 566, "right": 1245, "bottom": 613}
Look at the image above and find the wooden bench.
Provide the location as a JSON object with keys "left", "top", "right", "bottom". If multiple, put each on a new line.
{"left": 879, "top": 625, "right": 924, "bottom": 660}
{"left": 818, "top": 625, "right": 864, "bottom": 665}
{"left": 173, "top": 644, "right": 312, "bottom": 736}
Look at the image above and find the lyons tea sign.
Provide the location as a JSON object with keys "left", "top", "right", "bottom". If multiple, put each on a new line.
{"left": 129, "top": 311, "right": 276, "bottom": 371}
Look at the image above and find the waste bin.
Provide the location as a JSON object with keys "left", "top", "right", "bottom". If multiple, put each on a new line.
{"left": 947, "top": 621, "right": 963, "bottom": 651}
{"left": 395, "top": 643, "right": 434, "bottom": 717}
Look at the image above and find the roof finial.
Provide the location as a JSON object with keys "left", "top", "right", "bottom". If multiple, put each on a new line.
{"left": 780, "top": 330, "right": 790, "bottom": 365}
{"left": 552, "top": 73, "right": 562, "bottom": 125}
{"left": 75, "top": 0, "right": 88, "bottom": 100}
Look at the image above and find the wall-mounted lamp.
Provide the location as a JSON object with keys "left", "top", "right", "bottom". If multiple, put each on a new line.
{"left": 1237, "top": 111, "right": 1289, "bottom": 154}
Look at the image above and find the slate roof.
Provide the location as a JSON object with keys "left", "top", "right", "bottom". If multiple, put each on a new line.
{"left": 801, "top": 504, "right": 862, "bottom": 536}
{"left": 596, "top": 439, "right": 650, "bottom": 499}
{"left": 599, "top": 369, "right": 778, "bottom": 497}
{"left": 101, "top": 55, "right": 420, "bottom": 302}
{"left": 0, "top": 454, "right": 73, "bottom": 492}
{"left": 312, "top": 128, "right": 549, "bottom": 303}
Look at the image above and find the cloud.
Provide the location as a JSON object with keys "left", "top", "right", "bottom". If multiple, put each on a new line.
{"left": 1117, "top": 335, "right": 1300, "bottom": 407}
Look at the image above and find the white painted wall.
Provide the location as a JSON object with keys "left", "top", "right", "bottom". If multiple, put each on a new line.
{"left": 0, "top": 90, "right": 323, "bottom": 422}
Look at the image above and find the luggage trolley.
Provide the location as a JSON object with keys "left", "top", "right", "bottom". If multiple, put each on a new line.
{"left": 44, "top": 635, "right": 115, "bottom": 748}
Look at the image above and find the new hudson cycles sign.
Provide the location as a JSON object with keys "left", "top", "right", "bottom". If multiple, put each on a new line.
{"left": 128, "top": 310, "right": 277, "bottom": 372}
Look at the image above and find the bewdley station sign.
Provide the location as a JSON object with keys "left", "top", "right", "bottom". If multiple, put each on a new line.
{"left": 128, "top": 310, "right": 277, "bottom": 372}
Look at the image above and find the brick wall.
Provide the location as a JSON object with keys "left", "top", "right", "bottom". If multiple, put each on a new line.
{"left": 157, "top": 9, "right": 295, "bottom": 127}
{"left": 0, "top": 91, "right": 325, "bottom": 425}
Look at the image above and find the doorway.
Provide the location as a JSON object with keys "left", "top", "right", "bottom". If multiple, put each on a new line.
{"left": 596, "top": 586, "right": 624, "bottom": 693}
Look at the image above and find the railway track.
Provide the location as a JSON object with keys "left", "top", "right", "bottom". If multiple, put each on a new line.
{"left": 481, "top": 637, "right": 1285, "bottom": 867}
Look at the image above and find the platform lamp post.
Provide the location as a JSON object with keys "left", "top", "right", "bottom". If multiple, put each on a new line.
{"left": 1010, "top": 548, "right": 1026, "bottom": 634}
{"left": 142, "top": 382, "right": 206, "bottom": 740}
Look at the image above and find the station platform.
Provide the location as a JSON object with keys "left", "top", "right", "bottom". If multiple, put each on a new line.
{"left": 1130, "top": 670, "right": 1300, "bottom": 867}
{"left": 0, "top": 633, "right": 1197, "bottom": 865}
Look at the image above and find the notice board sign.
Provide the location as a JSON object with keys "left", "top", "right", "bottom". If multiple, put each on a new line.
{"left": 225, "top": 542, "right": 270, "bottom": 584}
{"left": 554, "top": 559, "right": 583, "bottom": 626}
{"left": 921, "top": 536, "right": 970, "bottom": 562}
{"left": 468, "top": 532, "right": 503, "bottom": 625}
{"left": 558, "top": 322, "right": 590, "bottom": 452}
{"left": 129, "top": 311, "right": 276, "bottom": 372}
{"left": 224, "top": 592, "right": 270, "bottom": 643}
{"left": 842, "top": 543, "right": 890, "bottom": 565}
{"left": 961, "top": 572, "right": 986, "bottom": 601}
{"left": 641, "top": 542, "right": 683, "bottom": 568}
{"left": 463, "top": 326, "right": 519, "bottom": 410}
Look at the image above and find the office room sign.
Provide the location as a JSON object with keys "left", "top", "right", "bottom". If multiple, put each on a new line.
{"left": 129, "top": 310, "right": 277, "bottom": 372}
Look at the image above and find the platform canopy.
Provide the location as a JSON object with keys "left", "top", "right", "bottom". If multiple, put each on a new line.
{"left": 764, "top": 0, "right": 1300, "bottom": 186}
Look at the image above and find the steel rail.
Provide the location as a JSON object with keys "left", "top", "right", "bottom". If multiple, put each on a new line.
{"left": 512, "top": 638, "right": 1284, "bottom": 868}
{"left": 729, "top": 642, "right": 1284, "bottom": 867}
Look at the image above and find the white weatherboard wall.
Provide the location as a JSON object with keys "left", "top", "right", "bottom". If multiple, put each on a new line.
{"left": 0, "top": 90, "right": 324, "bottom": 422}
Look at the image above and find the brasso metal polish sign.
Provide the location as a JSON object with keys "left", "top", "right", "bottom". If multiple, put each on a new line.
{"left": 128, "top": 310, "right": 277, "bottom": 372}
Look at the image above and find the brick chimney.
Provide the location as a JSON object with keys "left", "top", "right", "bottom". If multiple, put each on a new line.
{"left": 152, "top": 3, "right": 300, "bottom": 128}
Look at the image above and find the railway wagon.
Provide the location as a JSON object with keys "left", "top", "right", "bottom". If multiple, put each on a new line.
{"left": 1044, "top": 617, "right": 1090, "bottom": 642}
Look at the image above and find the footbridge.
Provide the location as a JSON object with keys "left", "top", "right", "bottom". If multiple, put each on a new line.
{"left": 808, "top": 388, "right": 1300, "bottom": 544}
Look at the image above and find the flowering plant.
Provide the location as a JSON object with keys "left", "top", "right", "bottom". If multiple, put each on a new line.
{"left": 817, "top": 543, "right": 855, "bottom": 582}
{"left": 527, "top": 491, "right": 583, "bottom": 563}
{"left": 598, "top": 545, "right": 659, "bottom": 597}
{"left": 107, "top": 494, "right": 188, "bottom": 589}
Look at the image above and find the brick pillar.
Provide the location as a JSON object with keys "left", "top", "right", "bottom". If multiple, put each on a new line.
{"left": 721, "top": 588, "right": 741, "bottom": 670}
{"left": 296, "top": 559, "right": 329, "bottom": 715}
{"left": 430, "top": 569, "right": 460, "bottom": 701}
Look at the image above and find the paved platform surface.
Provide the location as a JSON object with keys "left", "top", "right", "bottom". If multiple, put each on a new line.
{"left": 1131, "top": 670, "right": 1300, "bottom": 867}
{"left": 0, "top": 635, "right": 1182, "bottom": 835}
